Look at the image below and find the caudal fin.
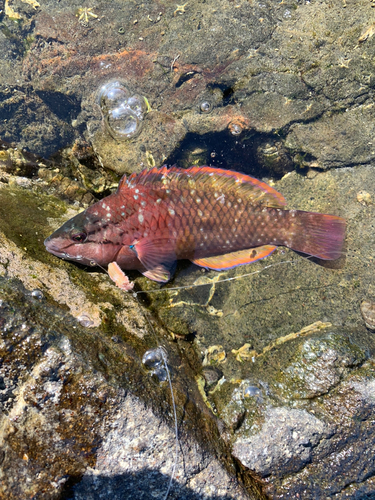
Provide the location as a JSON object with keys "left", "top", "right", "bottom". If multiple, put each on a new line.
{"left": 288, "top": 211, "right": 346, "bottom": 260}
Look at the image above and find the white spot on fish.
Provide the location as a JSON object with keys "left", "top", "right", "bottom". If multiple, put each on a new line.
{"left": 141, "top": 201, "right": 146, "bottom": 207}
{"left": 156, "top": 198, "right": 162, "bottom": 203}
{"left": 134, "top": 195, "right": 139, "bottom": 200}
{"left": 200, "top": 228, "right": 204, "bottom": 232}
{"left": 166, "top": 189, "right": 171, "bottom": 194}
{"left": 135, "top": 189, "right": 139, "bottom": 193}
{"left": 106, "top": 206, "right": 110, "bottom": 211}
{"left": 102, "top": 203, "right": 107, "bottom": 209}
{"left": 190, "top": 190, "right": 196, "bottom": 196}
{"left": 290, "top": 210, "right": 297, "bottom": 217}
{"left": 227, "top": 201, "right": 232, "bottom": 208}
{"left": 198, "top": 209, "right": 203, "bottom": 217}
{"left": 237, "top": 198, "right": 242, "bottom": 203}
{"left": 196, "top": 198, "right": 201, "bottom": 204}
{"left": 214, "top": 192, "right": 218, "bottom": 198}
{"left": 226, "top": 240, "right": 230, "bottom": 244}
{"left": 121, "top": 212, "right": 125, "bottom": 216}
{"left": 168, "top": 208, "right": 175, "bottom": 216}
{"left": 121, "top": 205, "right": 125, "bottom": 209}
{"left": 107, "top": 213, "right": 111, "bottom": 218}
{"left": 204, "top": 235, "right": 208, "bottom": 240}
{"left": 138, "top": 214, "right": 144, "bottom": 224}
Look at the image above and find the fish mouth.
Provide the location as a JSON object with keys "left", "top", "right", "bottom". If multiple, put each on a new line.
{"left": 44, "top": 237, "right": 94, "bottom": 266}
{"left": 44, "top": 238, "right": 78, "bottom": 261}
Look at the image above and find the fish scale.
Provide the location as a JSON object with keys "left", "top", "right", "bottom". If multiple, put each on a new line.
{"left": 44, "top": 166, "right": 346, "bottom": 282}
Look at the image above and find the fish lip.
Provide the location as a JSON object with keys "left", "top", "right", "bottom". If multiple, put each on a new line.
{"left": 44, "top": 238, "right": 69, "bottom": 259}
{"left": 44, "top": 239, "right": 90, "bottom": 264}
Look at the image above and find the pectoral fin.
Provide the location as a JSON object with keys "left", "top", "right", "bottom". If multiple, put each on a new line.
{"left": 192, "top": 245, "right": 277, "bottom": 271}
{"left": 130, "top": 237, "right": 177, "bottom": 282}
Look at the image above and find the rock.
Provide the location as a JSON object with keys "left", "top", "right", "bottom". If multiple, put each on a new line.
{"left": 0, "top": 0, "right": 374, "bottom": 176}
{"left": 74, "top": 395, "right": 249, "bottom": 500}
{"left": 0, "top": 274, "right": 250, "bottom": 500}
{"left": 232, "top": 407, "right": 333, "bottom": 478}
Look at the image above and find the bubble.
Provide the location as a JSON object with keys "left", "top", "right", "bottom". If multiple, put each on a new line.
{"left": 151, "top": 366, "right": 168, "bottom": 382}
{"left": 31, "top": 289, "right": 44, "bottom": 300}
{"left": 77, "top": 314, "right": 94, "bottom": 327}
{"left": 210, "top": 151, "right": 216, "bottom": 158}
{"left": 243, "top": 385, "right": 262, "bottom": 398}
{"left": 200, "top": 101, "right": 212, "bottom": 113}
{"left": 105, "top": 107, "right": 140, "bottom": 139}
{"left": 98, "top": 81, "right": 147, "bottom": 140}
{"left": 127, "top": 95, "right": 147, "bottom": 118}
{"left": 99, "top": 81, "right": 130, "bottom": 111}
{"left": 142, "top": 347, "right": 169, "bottom": 382}
{"left": 142, "top": 346, "right": 167, "bottom": 369}
{"left": 228, "top": 121, "right": 242, "bottom": 136}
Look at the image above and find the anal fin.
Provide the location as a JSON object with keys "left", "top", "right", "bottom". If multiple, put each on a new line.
{"left": 192, "top": 245, "right": 277, "bottom": 271}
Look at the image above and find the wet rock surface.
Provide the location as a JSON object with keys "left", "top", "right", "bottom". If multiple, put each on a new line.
{"left": 1, "top": 0, "right": 375, "bottom": 499}
{"left": 0, "top": 0, "right": 375, "bottom": 174}
{"left": 0, "top": 275, "right": 250, "bottom": 500}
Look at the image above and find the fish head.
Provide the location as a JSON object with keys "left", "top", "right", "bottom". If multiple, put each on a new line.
{"left": 44, "top": 208, "right": 122, "bottom": 267}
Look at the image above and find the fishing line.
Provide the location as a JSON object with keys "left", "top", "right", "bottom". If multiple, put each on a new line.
{"left": 92, "top": 260, "right": 179, "bottom": 500}
{"left": 135, "top": 258, "right": 295, "bottom": 295}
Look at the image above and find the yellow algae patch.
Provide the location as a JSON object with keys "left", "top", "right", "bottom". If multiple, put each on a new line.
{"left": 233, "top": 321, "right": 332, "bottom": 362}
{"left": 202, "top": 345, "right": 226, "bottom": 366}
{"left": 195, "top": 375, "right": 215, "bottom": 412}
{"left": 5, "top": 0, "right": 40, "bottom": 20}
{"left": 231, "top": 343, "right": 256, "bottom": 362}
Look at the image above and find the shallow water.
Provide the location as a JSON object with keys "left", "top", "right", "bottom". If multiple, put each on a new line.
{"left": 1, "top": 0, "right": 375, "bottom": 498}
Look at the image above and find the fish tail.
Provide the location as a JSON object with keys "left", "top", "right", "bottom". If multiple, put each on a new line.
{"left": 287, "top": 211, "right": 346, "bottom": 260}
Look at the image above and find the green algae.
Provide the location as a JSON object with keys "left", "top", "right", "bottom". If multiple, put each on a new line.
{"left": 0, "top": 186, "right": 67, "bottom": 262}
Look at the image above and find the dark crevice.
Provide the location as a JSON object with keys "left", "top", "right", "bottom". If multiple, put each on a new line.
{"left": 165, "top": 130, "right": 293, "bottom": 180}
{"left": 207, "top": 83, "right": 236, "bottom": 105}
{"left": 175, "top": 71, "right": 198, "bottom": 88}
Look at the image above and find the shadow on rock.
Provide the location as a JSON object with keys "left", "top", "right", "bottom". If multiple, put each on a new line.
{"left": 69, "top": 468, "right": 241, "bottom": 500}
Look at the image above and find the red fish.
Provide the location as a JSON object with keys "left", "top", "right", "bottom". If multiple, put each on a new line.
{"left": 44, "top": 166, "right": 346, "bottom": 282}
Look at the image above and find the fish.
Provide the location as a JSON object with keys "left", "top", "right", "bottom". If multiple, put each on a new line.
{"left": 44, "top": 166, "right": 346, "bottom": 283}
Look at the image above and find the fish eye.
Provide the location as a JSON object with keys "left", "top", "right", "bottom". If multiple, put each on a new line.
{"left": 71, "top": 231, "right": 87, "bottom": 243}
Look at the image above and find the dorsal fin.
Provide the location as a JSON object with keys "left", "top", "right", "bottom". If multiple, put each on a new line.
{"left": 118, "top": 166, "right": 286, "bottom": 208}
